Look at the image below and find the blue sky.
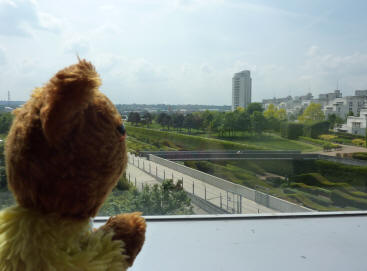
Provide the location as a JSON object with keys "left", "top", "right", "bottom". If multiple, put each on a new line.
{"left": 0, "top": 0, "right": 367, "bottom": 105}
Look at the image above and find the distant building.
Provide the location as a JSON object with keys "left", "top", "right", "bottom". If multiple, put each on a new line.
{"left": 318, "top": 89, "right": 342, "bottom": 102}
{"left": 340, "top": 105, "right": 367, "bottom": 135}
{"left": 355, "top": 90, "right": 367, "bottom": 97}
{"left": 232, "top": 70, "right": 251, "bottom": 111}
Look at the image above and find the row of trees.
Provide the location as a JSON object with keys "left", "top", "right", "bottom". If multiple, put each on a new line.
{"left": 155, "top": 104, "right": 269, "bottom": 135}
{"left": 126, "top": 102, "right": 346, "bottom": 136}
{"left": 128, "top": 103, "right": 282, "bottom": 135}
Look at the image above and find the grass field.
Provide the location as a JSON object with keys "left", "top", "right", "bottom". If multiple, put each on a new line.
{"left": 211, "top": 133, "right": 321, "bottom": 152}
{"left": 126, "top": 123, "right": 321, "bottom": 152}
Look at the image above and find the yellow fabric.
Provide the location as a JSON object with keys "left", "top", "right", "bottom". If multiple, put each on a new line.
{"left": 0, "top": 206, "right": 128, "bottom": 271}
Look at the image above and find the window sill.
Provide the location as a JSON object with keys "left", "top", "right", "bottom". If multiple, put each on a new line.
{"left": 94, "top": 211, "right": 367, "bottom": 271}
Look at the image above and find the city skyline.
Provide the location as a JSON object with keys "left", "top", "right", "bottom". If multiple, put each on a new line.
{"left": 1, "top": 0, "right": 367, "bottom": 104}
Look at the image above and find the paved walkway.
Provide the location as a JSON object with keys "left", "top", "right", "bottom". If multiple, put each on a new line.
{"left": 125, "top": 163, "right": 208, "bottom": 215}
{"left": 128, "top": 154, "right": 276, "bottom": 214}
{"left": 309, "top": 143, "right": 367, "bottom": 157}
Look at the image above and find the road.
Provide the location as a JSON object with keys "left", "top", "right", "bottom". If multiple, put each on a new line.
{"left": 128, "top": 154, "right": 276, "bottom": 214}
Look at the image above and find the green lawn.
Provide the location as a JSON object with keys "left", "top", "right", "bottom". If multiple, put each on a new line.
{"left": 126, "top": 122, "right": 321, "bottom": 152}
{"left": 211, "top": 133, "right": 321, "bottom": 152}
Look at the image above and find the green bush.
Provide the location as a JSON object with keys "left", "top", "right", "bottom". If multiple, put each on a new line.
{"left": 290, "top": 182, "right": 331, "bottom": 197}
{"left": 115, "top": 174, "right": 131, "bottom": 191}
{"left": 280, "top": 122, "right": 304, "bottom": 139}
{"left": 352, "top": 152, "right": 367, "bottom": 161}
{"left": 331, "top": 190, "right": 367, "bottom": 209}
{"left": 290, "top": 172, "right": 337, "bottom": 187}
{"left": 315, "top": 160, "right": 367, "bottom": 189}
{"left": 303, "top": 121, "right": 330, "bottom": 139}
{"left": 336, "top": 185, "right": 367, "bottom": 199}
{"left": 331, "top": 131, "right": 364, "bottom": 140}
{"left": 265, "top": 177, "right": 283, "bottom": 187}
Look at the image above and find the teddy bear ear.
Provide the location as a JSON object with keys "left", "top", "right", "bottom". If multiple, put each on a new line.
{"left": 40, "top": 59, "right": 101, "bottom": 145}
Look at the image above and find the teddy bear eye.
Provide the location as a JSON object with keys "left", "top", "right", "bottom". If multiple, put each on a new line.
{"left": 117, "top": 124, "right": 126, "bottom": 135}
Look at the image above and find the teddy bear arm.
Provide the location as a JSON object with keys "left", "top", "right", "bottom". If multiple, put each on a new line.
{"left": 99, "top": 212, "right": 146, "bottom": 267}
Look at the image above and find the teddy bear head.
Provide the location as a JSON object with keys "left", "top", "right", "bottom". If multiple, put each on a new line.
{"left": 5, "top": 59, "right": 127, "bottom": 219}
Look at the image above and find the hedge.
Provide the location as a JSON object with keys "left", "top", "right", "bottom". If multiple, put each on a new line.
{"left": 280, "top": 122, "right": 304, "bottom": 139}
{"left": 315, "top": 160, "right": 367, "bottom": 190}
{"left": 289, "top": 172, "right": 338, "bottom": 187}
{"left": 303, "top": 121, "right": 330, "bottom": 138}
{"left": 352, "top": 152, "right": 367, "bottom": 161}
{"left": 331, "top": 190, "right": 367, "bottom": 209}
{"left": 290, "top": 182, "right": 331, "bottom": 197}
{"left": 330, "top": 131, "right": 365, "bottom": 140}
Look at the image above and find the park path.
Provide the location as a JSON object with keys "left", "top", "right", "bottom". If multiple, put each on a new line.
{"left": 125, "top": 162, "right": 208, "bottom": 215}
{"left": 128, "top": 153, "right": 276, "bottom": 214}
{"left": 308, "top": 143, "right": 367, "bottom": 157}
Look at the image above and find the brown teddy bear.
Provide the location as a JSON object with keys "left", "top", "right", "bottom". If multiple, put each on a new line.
{"left": 0, "top": 59, "right": 146, "bottom": 270}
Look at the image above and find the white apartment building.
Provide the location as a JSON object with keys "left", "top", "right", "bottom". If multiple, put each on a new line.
{"left": 232, "top": 70, "right": 251, "bottom": 111}
{"left": 323, "top": 94, "right": 367, "bottom": 119}
{"left": 340, "top": 106, "right": 367, "bottom": 135}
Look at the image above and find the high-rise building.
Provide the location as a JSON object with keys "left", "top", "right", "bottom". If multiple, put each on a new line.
{"left": 232, "top": 70, "right": 252, "bottom": 111}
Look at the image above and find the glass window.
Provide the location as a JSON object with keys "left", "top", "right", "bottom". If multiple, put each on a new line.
{"left": 0, "top": 1, "right": 367, "bottom": 218}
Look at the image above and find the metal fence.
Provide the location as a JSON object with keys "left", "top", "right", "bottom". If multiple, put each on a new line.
{"left": 127, "top": 153, "right": 275, "bottom": 214}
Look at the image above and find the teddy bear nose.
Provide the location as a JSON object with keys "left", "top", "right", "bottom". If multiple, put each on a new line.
{"left": 117, "top": 124, "right": 126, "bottom": 135}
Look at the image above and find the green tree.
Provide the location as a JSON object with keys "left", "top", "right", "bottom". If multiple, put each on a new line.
{"left": 211, "top": 112, "right": 225, "bottom": 135}
{"left": 183, "top": 113, "right": 195, "bottom": 133}
{"left": 0, "top": 113, "right": 13, "bottom": 134}
{"left": 275, "top": 108, "right": 287, "bottom": 121}
{"left": 264, "top": 104, "right": 277, "bottom": 119}
{"left": 142, "top": 111, "right": 152, "bottom": 128}
{"left": 157, "top": 112, "right": 172, "bottom": 129}
{"left": 298, "top": 103, "right": 325, "bottom": 123}
{"left": 234, "top": 110, "right": 251, "bottom": 134}
{"left": 251, "top": 111, "right": 266, "bottom": 134}
{"left": 202, "top": 110, "right": 214, "bottom": 131}
{"left": 172, "top": 113, "right": 184, "bottom": 131}
{"left": 192, "top": 112, "right": 204, "bottom": 131}
{"left": 247, "top": 103, "right": 264, "bottom": 115}
{"left": 223, "top": 111, "right": 236, "bottom": 136}
{"left": 128, "top": 112, "right": 140, "bottom": 126}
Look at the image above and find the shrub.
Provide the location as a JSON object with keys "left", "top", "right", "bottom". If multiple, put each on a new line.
{"left": 116, "top": 174, "right": 131, "bottom": 191}
{"left": 315, "top": 160, "right": 367, "bottom": 189}
{"left": 290, "top": 182, "right": 331, "bottom": 197}
{"left": 280, "top": 122, "right": 304, "bottom": 139}
{"left": 352, "top": 152, "right": 367, "bottom": 161}
{"left": 323, "top": 142, "right": 340, "bottom": 151}
{"left": 265, "top": 177, "right": 283, "bottom": 187}
{"left": 331, "top": 131, "right": 364, "bottom": 140}
{"left": 319, "top": 134, "right": 336, "bottom": 141}
{"left": 290, "top": 172, "right": 337, "bottom": 187}
{"left": 331, "top": 190, "right": 367, "bottom": 209}
{"left": 352, "top": 139, "right": 365, "bottom": 147}
{"left": 303, "top": 121, "right": 330, "bottom": 138}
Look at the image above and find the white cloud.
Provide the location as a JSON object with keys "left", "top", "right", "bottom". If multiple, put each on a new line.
{"left": 0, "top": 47, "right": 6, "bottom": 65}
{"left": 200, "top": 63, "right": 213, "bottom": 74}
{"left": 307, "top": 45, "right": 319, "bottom": 57}
{"left": 63, "top": 37, "right": 90, "bottom": 56}
{"left": 0, "top": 0, "right": 61, "bottom": 36}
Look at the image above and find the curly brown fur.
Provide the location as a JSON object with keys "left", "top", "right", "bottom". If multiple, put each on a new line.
{"left": 100, "top": 212, "right": 146, "bottom": 266}
{"left": 5, "top": 59, "right": 127, "bottom": 219}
